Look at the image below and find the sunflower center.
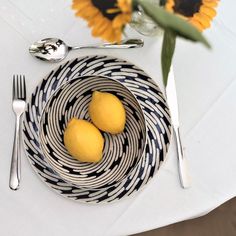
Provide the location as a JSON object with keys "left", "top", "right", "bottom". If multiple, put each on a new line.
{"left": 91, "top": 0, "right": 119, "bottom": 20}
{"left": 173, "top": 0, "right": 202, "bottom": 17}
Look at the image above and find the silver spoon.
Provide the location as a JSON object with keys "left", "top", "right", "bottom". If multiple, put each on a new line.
{"left": 29, "top": 38, "right": 144, "bottom": 63}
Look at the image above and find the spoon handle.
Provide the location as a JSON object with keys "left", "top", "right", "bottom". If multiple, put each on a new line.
{"left": 70, "top": 39, "right": 144, "bottom": 50}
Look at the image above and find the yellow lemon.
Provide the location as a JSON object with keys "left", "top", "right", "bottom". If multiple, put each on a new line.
{"left": 64, "top": 118, "right": 104, "bottom": 162}
{"left": 89, "top": 91, "right": 126, "bottom": 134}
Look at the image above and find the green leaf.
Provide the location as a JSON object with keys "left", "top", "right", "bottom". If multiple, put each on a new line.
{"left": 162, "top": 30, "right": 176, "bottom": 86}
{"left": 136, "top": 0, "right": 210, "bottom": 48}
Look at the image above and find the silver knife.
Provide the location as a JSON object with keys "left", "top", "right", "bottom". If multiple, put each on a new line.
{"left": 166, "top": 66, "right": 191, "bottom": 188}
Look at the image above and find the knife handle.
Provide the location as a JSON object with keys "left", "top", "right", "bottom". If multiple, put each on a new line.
{"left": 174, "top": 127, "right": 191, "bottom": 189}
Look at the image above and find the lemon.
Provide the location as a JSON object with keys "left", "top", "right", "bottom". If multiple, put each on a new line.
{"left": 89, "top": 91, "right": 126, "bottom": 134}
{"left": 64, "top": 118, "right": 104, "bottom": 162}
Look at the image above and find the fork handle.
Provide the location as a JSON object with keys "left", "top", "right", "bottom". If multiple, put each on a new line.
{"left": 174, "top": 127, "right": 191, "bottom": 189}
{"left": 9, "top": 115, "right": 21, "bottom": 190}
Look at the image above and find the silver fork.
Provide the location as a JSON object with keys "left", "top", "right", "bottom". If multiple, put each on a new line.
{"left": 9, "top": 75, "right": 26, "bottom": 190}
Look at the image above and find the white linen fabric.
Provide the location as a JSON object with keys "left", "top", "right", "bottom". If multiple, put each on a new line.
{"left": 0, "top": 1, "right": 235, "bottom": 235}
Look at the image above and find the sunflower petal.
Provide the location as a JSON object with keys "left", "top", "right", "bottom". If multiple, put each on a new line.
{"left": 165, "top": 0, "right": 175, "bottom": 9}
{"left": 188, "top": 19, "right": 204, "bottom": 31}
{"left": 202, "top": 0, "right": 218, "bottom": 8}
{"left": 112, "top": 14, "right": 130, "bottom": 28}
{"left": 200, "top": 5, "right": 217, "bottom": 18}
{"left": 92, "top": 20, "right": 110, "bottom": 37}
{"left": 118, "top": 0, "right": 132, "bottom": 13}
{"left": 102, "top": 27, "right": 116, "bottom": 42}
{"left": 193, "top": 13, "right": 211, "bottom": 28}
{"left": 72, "top": 1, "right": 90, "bottom": 10}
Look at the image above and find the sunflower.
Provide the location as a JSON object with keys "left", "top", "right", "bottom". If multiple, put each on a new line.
{"left": 165, "top": 0, "right": 219, "bottom": 31}
{"left": 72, "top": 0, "right": 132, "bottom": 43}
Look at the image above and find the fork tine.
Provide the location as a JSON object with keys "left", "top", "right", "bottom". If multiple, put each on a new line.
{"left": 19, "top": 75, "right": 23, "bottom": 99}
{"left": 18, "top": 75, "right": 21, "bottom": 99}
{"left": 22, "top": 75, "right": 26, "bottom": 100}
{"left": 13, "top": 75, "right": 26, "bottom": 100}
{"left": 17, "top": 75, "right": 20, "bottom": 98}
{"left": 13, "top": 75, "right": 15, "bottom": 100}
{"left": 16, "top": 75, "right": 18, "bottom": 98}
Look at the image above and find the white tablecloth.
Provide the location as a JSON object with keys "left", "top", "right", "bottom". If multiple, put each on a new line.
{"left": 0, "top": 1, "right": 236, "bottom": 235}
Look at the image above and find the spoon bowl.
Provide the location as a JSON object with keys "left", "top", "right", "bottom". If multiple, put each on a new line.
{"left": 29, "top": 38, "right": 144, "bottom": 63}
{"left": 29, "top": 38, "right": 69, "bottom": 62}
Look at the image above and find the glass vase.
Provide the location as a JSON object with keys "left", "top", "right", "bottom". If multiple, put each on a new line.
{"left": 129, "top": 0, "right": 163, "bottom": 37}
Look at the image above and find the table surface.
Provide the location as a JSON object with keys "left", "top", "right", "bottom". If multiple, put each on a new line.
{"left": 0, "top": 1, "right": 236, "bottom": 236}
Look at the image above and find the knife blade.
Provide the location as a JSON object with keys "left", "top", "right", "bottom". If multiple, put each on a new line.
{"left": 166, "top": 66, "right": 191, "bottom": 189}
{"left": 166, "top": 66, "right": 179, "bottom": 128}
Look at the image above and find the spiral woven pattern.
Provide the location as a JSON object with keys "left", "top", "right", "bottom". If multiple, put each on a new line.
{"left": 39, "top": 76, "right": 147, "bottom": 189}
{"left": 23, "top": 55, "right": 171, "bottom": 203}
